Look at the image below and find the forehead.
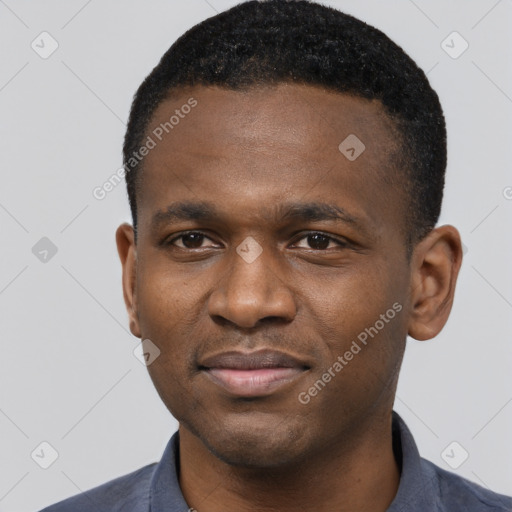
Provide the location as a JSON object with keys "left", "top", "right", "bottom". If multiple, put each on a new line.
{"left": 147, "top": 83, "right": 398, "bottom": 156}
{"left": 136, "top": 83, "right": 404, "bottom": 238}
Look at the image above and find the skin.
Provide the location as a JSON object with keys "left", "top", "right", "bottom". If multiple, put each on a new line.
{"left": 116, "top": 83, "right": 462, "bottom": 512}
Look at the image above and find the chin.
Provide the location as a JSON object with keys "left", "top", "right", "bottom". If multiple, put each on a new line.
{"left": 185, "top": 413, "right": 311, "bottom": 469}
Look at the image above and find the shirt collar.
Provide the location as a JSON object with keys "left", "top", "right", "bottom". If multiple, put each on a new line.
{"left": 149, "top": 431, "right": 189, "bottom": 512}
{"left": 149, "top": 411, "right": 437, "bottom": 511}
{"left": 387, "top": 411, "right": 438, "bottom": 511}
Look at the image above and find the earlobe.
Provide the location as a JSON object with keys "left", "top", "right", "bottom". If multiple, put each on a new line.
{"left": 115, "top": 223, "right": 141, "bottom": 338}
{"left": 407, "top": 225, "right": 463, "bottom": 341}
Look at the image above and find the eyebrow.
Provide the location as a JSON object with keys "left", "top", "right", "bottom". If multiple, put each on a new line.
{"left": 151, "top": 201, "right": 216, "bottom": 230}
{"left": 279, "top": 202, "right": 361, "bottom": 226}
{"left": 150, "top": 200, "right": 369, "bottom": 233}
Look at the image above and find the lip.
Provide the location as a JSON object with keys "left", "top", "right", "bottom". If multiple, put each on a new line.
{"left": 199, "top": 349, "right": 309, "bottom": 397}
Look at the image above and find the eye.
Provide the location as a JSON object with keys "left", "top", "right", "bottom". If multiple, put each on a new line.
{"left": 292, "top": 232, "right": 347, "bottom": 250}
{"left": 168, "top": 232, "right": 219, "bottom": 249}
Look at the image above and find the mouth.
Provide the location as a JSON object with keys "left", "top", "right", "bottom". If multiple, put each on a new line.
{"left": 199, "top": 349, "right": 310, "bottom": 397}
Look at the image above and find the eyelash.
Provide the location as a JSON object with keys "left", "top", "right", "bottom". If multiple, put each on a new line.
{"left": 165, "top": 231, "right": 349, "bottom": 250}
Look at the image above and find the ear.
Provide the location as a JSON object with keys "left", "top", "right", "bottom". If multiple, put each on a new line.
{"left": 407, "top": 225, "right": 463, "bottom": 341}
{"left": 116, "top": 223, "right": 141, "bottom": 338}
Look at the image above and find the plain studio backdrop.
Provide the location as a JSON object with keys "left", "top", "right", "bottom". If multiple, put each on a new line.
{"left": 1, "top": 1, "right": 511, "bottom": 510}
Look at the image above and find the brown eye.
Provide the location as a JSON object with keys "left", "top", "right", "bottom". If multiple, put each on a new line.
{"left": 170, "top": 232, "right": 215, "bottom": 249}
{"left": 306, "top": 233, "right": 331, "bottom": 250}
{"left": 292, "top": 232, "right": 347, "bottom": 251}
{"left": 180, "top": 233, "right": 205, "bottom": 248}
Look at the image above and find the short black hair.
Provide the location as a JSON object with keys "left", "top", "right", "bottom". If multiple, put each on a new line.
{"left": 123, "top": 0, "right": 446, "bottom": 251}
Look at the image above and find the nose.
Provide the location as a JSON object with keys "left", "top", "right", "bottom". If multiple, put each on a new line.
{"left": 208, "top": 241, "right": 297, "bottom": 329}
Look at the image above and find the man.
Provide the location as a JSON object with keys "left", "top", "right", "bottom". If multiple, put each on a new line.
{"left": 41, "top": 0, "right": 512, "bottom": 511}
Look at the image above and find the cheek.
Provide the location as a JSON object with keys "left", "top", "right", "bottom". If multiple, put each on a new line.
{"left": 299, "top": 295, "right": 405, "bottom": 431}
{"left": 137, "top": 263, "right": 201, "bottom": 333}
{"left": 138, "top": 273, "right": 201, "bottom": 416}
{"left": 305, "top": 264, "right": 394, "bottom": 331}
{"left": 304, "top": 264, "right": 406, "bottom": 377}
{"left": 135, "top": 266, "right": 207, "bottom": 386}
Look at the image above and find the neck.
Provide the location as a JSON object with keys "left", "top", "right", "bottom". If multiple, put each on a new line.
{"left": 178, "top": 410, "right": 400, "bottom": 512}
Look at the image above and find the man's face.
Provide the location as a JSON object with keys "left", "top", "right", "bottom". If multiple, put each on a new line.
{"left": 125, "top": 84, "right": 413, "bottom": 467}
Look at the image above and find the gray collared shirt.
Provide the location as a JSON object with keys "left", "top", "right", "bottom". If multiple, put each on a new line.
{"left": 40, "top": 411, "right": 512, "bottom": 511}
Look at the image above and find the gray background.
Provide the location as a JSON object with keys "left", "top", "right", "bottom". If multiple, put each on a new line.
{"left": 1, "top": 0, "right": 511, "bottom": 510}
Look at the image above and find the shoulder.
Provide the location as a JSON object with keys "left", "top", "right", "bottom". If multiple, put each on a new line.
{"left": 38, "top": 462, "right": 157, "bottom": 512}
{"left": 421, "top": 458, "right": 512, "bottom": 511}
